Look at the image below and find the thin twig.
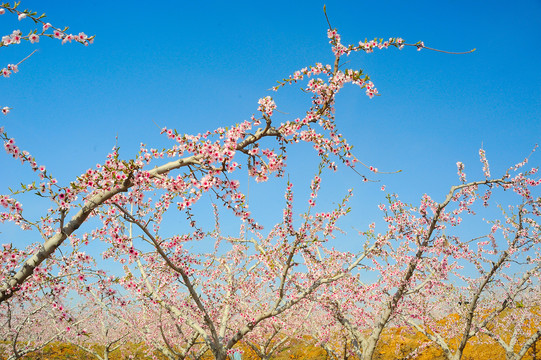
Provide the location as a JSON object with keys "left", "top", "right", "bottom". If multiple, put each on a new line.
{"left": 323, "top": 5, "right": 332, "bottom": 30}
{"left": 15, "top": 49, "right": 39, "bottom": 66}
{"left": 408, "top": 44, "right": 476, "bottom": 55}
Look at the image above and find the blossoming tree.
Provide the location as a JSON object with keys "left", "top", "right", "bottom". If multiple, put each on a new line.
{"left": 1, "top": 3, "right": 539, "bottom": 360}
{"left": 316, "top": 152, "right": 540, "bottom": 360}
{"left": 0, "top": 3, "right": 430, "bottom": 305}
{"left": 401, "top": 172, "right": 541, "bottom": 360}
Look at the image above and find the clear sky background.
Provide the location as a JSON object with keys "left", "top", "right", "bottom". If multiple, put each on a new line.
{"left": 1, "top": 1, "right": 540, "bottom": 259}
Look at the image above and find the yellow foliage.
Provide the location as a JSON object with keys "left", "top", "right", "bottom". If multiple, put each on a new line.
{"left": 5, "top": 309, "right": 540, "bottom": 360}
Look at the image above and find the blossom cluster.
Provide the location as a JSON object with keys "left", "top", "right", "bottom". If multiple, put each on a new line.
{"left": 0, "top": 4, "right": 94, "bottom": 48}
{"left": 456, "top": 161, "right": 466, "bottom": 183}
{"left": 1, "top": 130, "right": 48, "bottom": 177}
{"left": 0, "top": 243, "right": 26, "bottom": 270}
{"left": 1, "top": 62, "right": 18, "bottom": 78}
{"left": 0, "top": 194, "right": 23, "bottom": 225}
{"left": 1, "top": 30, "right": 22, "bottom": 47}
{"left": 1, "top": 3, "right": 93, "bottom": 116}
{"left": 257, "top": 96, "right": 276, "bottom": 116}
{"left": 327, "top": 28, "right": 409, "bottom": 57}
{"left": 479, "top": 148, "right": 490, "bottom": 178}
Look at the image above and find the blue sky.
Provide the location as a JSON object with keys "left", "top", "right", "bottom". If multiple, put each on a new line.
{"left": 1, "top": 1, "right": 540, "bottom": 258}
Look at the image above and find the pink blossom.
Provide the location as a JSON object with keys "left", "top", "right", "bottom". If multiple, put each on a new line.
{"left": 29, "top": 33, "right": 39, "bottom": 43}
{"left": 327, "top": 29, "right": 338, "bottom": 39}
{"left": 62, "top": 34, "right": 73, "bottom": 44}
{"left": 2, "top": 107, "right": 10, "bottom": 115}
{"left": 11, "top": 30, "right": 22, "bottom": 44}
{"left": 77, "top": 32, "right": 88, "bottom": 42}
{"left": 18, "top": 13, "right": 26, "bottom": 21}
